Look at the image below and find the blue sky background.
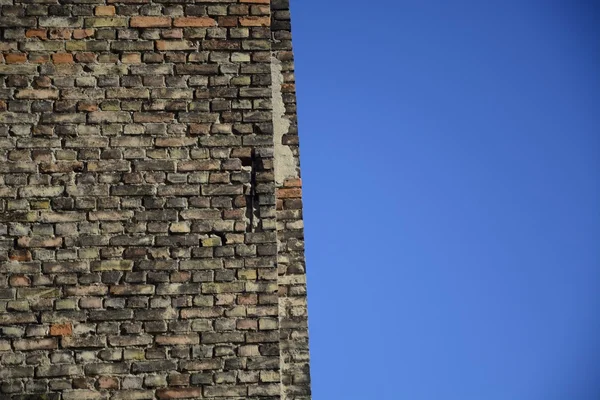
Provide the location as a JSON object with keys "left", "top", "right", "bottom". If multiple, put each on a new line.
{"left": 292, "top": 1, "right": 600, "bottom": 399}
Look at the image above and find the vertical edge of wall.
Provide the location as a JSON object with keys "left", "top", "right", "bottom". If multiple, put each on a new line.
{"left": 271, "top": 1, "right": 312, "bottom": 399}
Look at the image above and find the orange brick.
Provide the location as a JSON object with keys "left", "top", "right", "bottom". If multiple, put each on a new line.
{"left": 277, "top": 188, "right": 302, "bottom": 198}
{"left": 239, "top": 16, "right": 270, "bottom": 27}
{"left": 284, "top": 178, "right": 302, "bottom": 188}
{"left": 5, "top": 53, "right": 27, "bottom": 64}
{"left": 9, "top": 275, "right": 31, "bottom": 287}
{"left": 131, "top": 16, "right": 171, "bottom": 28}
{"left": 49, "top": 323, "right": 72, "bottom": 337}
{"left": 73, "top": 29, "right": 94, "bottom": 39}
{"left": 48, "top": 28, "right": 71, "bottom": 40}
{"left": 77, "top": 101, "right": 98, "bottom": 112}
{"left": 157, "top": 388, "right": 202, "bottom": 399}
{"left": 173, "top": 17, "right": 217, "bottom": 27}
{"left": 95, "top": 5, "right": 115, "bottom": 16}
{"left": 25, "top": 29, "right": 47, "bottom": 39}
{"left": 52, "top": 53, "right": 73, "bottom": 64}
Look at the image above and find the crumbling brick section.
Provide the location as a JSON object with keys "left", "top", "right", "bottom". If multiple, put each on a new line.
{"left": 0, "top": 1, "right": 311, "bottom": 399}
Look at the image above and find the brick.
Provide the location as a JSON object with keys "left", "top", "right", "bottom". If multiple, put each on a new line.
{"left": 132, "top": 360, "right": 177, "bottom": 373}
{"left": 50, "top": 323, "right": 72, "bottom": 336}
{"left": 155, "top": 334, "right": 199, "bottom": 346}
{"left": 4, "top": 53, "right": 27, "bottom": 63}
{"left": 240, "top": 16, "right": 271, "bottom": 26}
{"left": 17, "top": 236, "right": 62, "bottom": 248}
{"left": 15, "top": 89, "right": 59, "bottom": 99}
{"left": 39, "top": 17, "right": 82, "bottom": 27}
{"left": 131, "top": 16, "right": 171, "bottom": 28}
{"left": 173, "top": 17, "right": 217, "bottom": 27}
{"left": 52, "top": 53, "right": 74, "bottom": 64}
{"left": 63, "top": 390, "right": 108, "bottom": 400}
{"left": 72, "top": 29, "right": 95, "bottom": 40}
{"left": 85, "top": 17, "right": 128, "bottom": 28}
{"left": 91, "top": 260, "right": 133, "bottom": 271}
{"left": 37, "top": 365, "right": 83, "bottom": 377}
{"left": 156, "top": 388, "right": 202, "bottom": 399}
{"left": 62, "top": 336, "right": 106, "bottom": 349}
{"left": 88, "top": 111, "right": 132, "bottom": 123}
{"left": 107, "top": 87, "right": 150, "bottom": 99}
{"left": 0, "top": 366, "right": 34, "bottom": 379}
{"left": 13, "top": 337, "right": 58, "bottom": 351}
{"left": 95, "top": 6, "right": 116, "bottom": 16}
{"left": 204, "top": 385, "right": 247, "bottom": 397}
{"left": 156, "top": 40, "right": 197, "bottom": 51}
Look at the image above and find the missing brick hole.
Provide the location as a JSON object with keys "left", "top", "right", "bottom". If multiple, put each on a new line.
{"left": 246, "top": 149, "right": 261, "bottom": 233}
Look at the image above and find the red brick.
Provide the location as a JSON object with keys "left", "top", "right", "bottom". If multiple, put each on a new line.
{"left": 50, "top": 323, "right": 72, "bottom": 337}
{"left": 73, "top": 29, "right": 94, "bottom": 39}
{"left": 52, "top": 53, "right": 73, "bottom": 64}
{"left": 121, "top": 53, "right": 141, "bottom": 64}
{"left": 277, "top": 188, "right": 302, "bottom": 198}
{"left": 156, "top": 388, "right": 202, "bottom": 399}
{"left": 5, "top": 53, "right": 27, "bottom": 64}
{"left": 25, "top": 29, "right": 47, "bottom": 39}
{"left": 284, "top": 178, "right": 302, "bottom": 187}
{"left": 48, "top": 28, "right": 71, "bottom": 40}
{"left": 9, "top": 275, "right": 31, "bottom": 287}
{"left": 77, "top": 101, "right": 98, "bottom": 112}
{"left": 131, "top": 16, "right": 171, "bottom": 28}
{"left": 239, "top": 16, "right": 271, "bottom": 27}
{"left": 173, "top": 17, "right": 217, "bottom": 27}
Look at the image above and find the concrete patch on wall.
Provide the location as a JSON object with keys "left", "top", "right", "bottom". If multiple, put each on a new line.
{"left": 271, "top": 56, "right": 298, "bottom": 186}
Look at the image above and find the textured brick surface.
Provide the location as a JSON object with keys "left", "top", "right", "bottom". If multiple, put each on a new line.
{"left": 0, "top": 0, "right": 310, "bottom": 399}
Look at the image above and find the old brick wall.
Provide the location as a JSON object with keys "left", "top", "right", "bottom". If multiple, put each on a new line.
{"left": 0, "top": 0, "right": 310, "bottom": 399}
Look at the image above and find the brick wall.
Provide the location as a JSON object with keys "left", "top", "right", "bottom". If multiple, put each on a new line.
{"left": 0, "top": 0, "right": 310, "bottom": 399}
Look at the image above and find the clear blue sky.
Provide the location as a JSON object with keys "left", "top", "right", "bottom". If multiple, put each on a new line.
{"left": 293, "top": 1, "right": 600, "bottom": 399}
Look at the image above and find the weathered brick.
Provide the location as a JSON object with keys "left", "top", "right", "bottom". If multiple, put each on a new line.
{"left": 173, "top": 17, "right": 217, "bottom": 27}
{"left": 156, "top": 388, "right": 202, "bottom": 399}
{"left": 50, "top": 323, "right": 72, "bottom": 336}
{"left": 84, "top": 17, "right": 127, "bottom": 28}
{"left": 62, "top": 336, "right": 106, "bottom": 349}
{"left": 88, "top": 111, "right": 132, "bottom": 123}
{"left": 17, "top": 236, "right": 63, "bottom": 248}
{"left": 14, "top": 337, "right": 57, "bottom": 351}
{"left": 131, "top": 16, "right": 171, "bottom": 28}
{"left": 37, "top": 364, "right": 83, "bottom": 377}
{"left": 0, "top": 2, "right": 311, "bottom": 398}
